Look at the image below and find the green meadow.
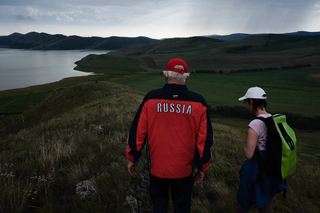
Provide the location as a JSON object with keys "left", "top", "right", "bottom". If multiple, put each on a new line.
{"left": 1, "top": 66, "right": 320, "bottom": 117}
{"left": 120, "top": 67, "right": 320, "bottom": 117}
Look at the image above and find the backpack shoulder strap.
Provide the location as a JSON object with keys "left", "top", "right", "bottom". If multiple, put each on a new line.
{"left": 256, "top": 116, "right": 267, "bottom": 123}
{"left": 253, "top": 115, "right": 270, "bottom": 195}
{"left": 255, "top": 115, "right": 276, "bottom": 129}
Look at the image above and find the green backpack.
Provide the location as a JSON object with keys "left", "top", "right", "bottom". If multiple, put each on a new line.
{"left": 255, "top": 114, "right": 297, "bottom": 198}
{"left": 256, "top": 114, "right": 297, "bottom": 180}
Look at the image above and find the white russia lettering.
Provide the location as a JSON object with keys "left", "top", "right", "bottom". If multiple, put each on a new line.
{"left": 157, "top": 103, "right": 192, "bottom": 114}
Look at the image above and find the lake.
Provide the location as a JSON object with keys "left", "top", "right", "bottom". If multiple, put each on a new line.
{"left": 0, "top": 48, "right": 109, "bottom": 91}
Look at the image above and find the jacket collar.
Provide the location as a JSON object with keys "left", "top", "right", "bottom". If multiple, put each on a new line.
{"left": 163, "top": 83, "right": 188, "bottom": 90}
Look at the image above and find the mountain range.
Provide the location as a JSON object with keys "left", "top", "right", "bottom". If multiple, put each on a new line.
{"left": 0, "top": 31, "right": 320, "bottom": 50}
{"left": 206, "top": 31, "right": 320, "bottom": 40}
{"left": 0, "top": 32, "right": 159, "bottom": 50}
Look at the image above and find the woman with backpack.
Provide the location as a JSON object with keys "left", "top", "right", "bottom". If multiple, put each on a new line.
{"left": 235, "top": 86, "right": 287, "bottom": 213}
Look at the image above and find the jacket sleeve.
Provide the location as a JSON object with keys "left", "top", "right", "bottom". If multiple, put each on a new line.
{"left": 125, "top": 98, "right": 148, "bottom": 162}
{"left": 194, "top": 102, "right": 214, "bottom": 171}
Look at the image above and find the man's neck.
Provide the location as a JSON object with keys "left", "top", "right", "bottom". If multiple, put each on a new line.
{"left": 167, "top": 81, "right": 184, "bottom": 85}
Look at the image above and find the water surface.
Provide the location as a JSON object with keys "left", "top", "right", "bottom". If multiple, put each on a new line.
{"left": 0, "top": 48, "right": 109, "bottom": 91}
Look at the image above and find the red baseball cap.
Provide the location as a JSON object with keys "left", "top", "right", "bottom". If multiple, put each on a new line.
{"left": 165, "top": 58, "right": 188, "bottom": 74}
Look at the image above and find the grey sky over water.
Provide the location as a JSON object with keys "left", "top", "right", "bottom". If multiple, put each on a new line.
{"left": 0, "top": 0, "right": 319, "bottom": 39}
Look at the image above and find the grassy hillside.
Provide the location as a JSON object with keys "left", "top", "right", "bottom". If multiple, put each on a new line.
{"left": 0, "top": 81, "right": 319, "bottom": 212}
{"left": 0, "top": 75, "right": 99, "bottom": 115}
{"left": 72, "top": 35, "right": 320, "bottom": 120}
{"left": 1, "top": 33, "right": 319, "bottom": 212}
{"left": 75, "top": 34, "right": 320, "bottom": 72}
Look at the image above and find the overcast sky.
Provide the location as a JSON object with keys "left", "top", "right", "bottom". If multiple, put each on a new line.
{"left": 1, "top": 0, "right": 320, "bottom": 39}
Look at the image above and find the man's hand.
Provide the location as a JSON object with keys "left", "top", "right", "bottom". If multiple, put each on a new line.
{"left": 192, "top": 168, "right": 204, "bottom": 184}
{"left": 128, "top": 161, "right": 138, "bottom": 177}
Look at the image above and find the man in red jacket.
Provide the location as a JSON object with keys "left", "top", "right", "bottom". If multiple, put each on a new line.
{"left": 126, "top": 58, "right": 214, "bottom": 213}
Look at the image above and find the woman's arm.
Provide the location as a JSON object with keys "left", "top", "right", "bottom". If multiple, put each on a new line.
{"left": 245, "top": 127, "right": 258, "bottom": 159}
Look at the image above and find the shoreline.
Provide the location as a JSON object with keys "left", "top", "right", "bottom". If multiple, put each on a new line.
{"left": 0, "top": 73, "right": 105, "bottom": 116}
{"left": 0, "top": 72, "right": 103, "bottom": 95}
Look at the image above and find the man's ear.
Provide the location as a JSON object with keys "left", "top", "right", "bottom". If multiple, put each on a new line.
{"left": 185, "top": 76, "right": 188, "bottom": 83}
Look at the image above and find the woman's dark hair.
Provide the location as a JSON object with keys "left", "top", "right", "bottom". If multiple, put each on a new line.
{"left": 245, "top": 98, "right": 267, "bottom": 112}
{"left": 251, "top": 99, "right": 267, "bottom": 112}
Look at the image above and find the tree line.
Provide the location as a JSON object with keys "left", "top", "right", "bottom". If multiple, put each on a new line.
{"left": 193, "top": 64, "right": 311, "bottom": 74}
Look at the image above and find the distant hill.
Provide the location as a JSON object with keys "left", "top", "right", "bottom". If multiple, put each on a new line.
{"left": 207, "top": 33, "right": 258, "bottom": 40}
{"left": 207, "top": 31, "right": 320, "bottom": 40}
{"left": 1, "top": 31, "right": 319, "bottom": 50}
{"left": 0, "top": 32, "right": 160, "bottom": 50}
{"left": 284, "top": 31, "right": 320, "bottom": 36}
{"left": 75, "top": 34, "right": 320, "bottom": 72}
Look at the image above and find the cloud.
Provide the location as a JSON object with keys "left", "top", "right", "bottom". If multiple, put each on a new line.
{"left": 15, "top": 14, "right": 35, "bottom": 22}
{"left": 56, "top": 13, "right": 74, "bottom": 22}
{"left": 0, "top": 0, "right": 152, "bottom": 8}
{"left": 181, "top": 0, "right": 320, "bottom": 35}
{"left": 0, "top": 0, "right": 320, "bottom": 38}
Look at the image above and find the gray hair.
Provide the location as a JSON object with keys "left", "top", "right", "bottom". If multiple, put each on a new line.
{"left": 162, "top": 70, "right": 190, "bottom": 85}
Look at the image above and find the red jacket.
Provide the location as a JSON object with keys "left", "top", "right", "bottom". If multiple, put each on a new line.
{"left": 126, "top": 84, "right": 214, "bottom": 179}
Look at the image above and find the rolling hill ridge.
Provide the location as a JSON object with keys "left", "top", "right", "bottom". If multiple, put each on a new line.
{"left": 75, "top": 34, "right": 320, "bottom": 73}
{"left": 1, "top": 31, "right": 320, "bottom": 50}
{"left": 0, "top": 32, "right": 159, "bottom": 50}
